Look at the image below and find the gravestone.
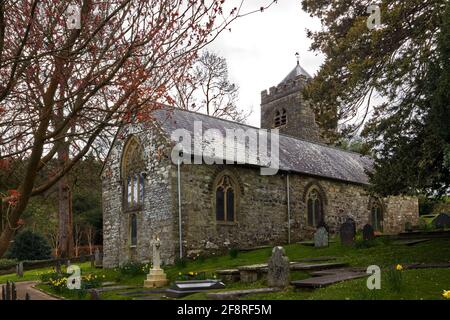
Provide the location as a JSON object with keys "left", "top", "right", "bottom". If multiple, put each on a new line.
{"left": 94, "top": 248, "right": 103, "bottom": 268}
{"left": 144, "top": 235, "right": 168, "bottom": 288}
{"left": 362, "top": 224, "right": 375, "bottom": 241}
{"left": 314, "top": 227, "right": 329, "bottom": 248}
{"left": 317, "top": 220, "right": 330, "bottom": 233}
{"left": 346, "top": 218, "right": 356, "bottom": 234}
{"left": 432, "top": 213, "right": 450, "bottom": 229}
{"left": 267, "top": 246, "right": 290, "bottom": 288}
{"left": 16, "top": 262, "right": 23, "bottom": 278}
{"left": 80, "top": 252, "right": 86, "bottom": 263}
{"left": 340, "top": 222, "right": 355, "bottom": 246}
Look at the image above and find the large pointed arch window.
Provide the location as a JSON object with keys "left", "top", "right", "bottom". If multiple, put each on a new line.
{"left": 122, "top": 137, "right": 145, "bottom": 211}
{"left": 215, "top": 175, "right": 236, "bottom": 222}
{"left": 307, "top": 188, "right": 324, "bottom": 227}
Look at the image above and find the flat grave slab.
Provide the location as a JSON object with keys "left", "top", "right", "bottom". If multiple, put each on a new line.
{"left": 290, "top": 262, "right": 348, "bottom": 271}
{"left": 392, "top": 239, "right": 430, "bottom": 246}
{"left": 297, "top": 256, "right": 337, "bottom": 262}
{"left": 403, "top": 262, "right": 450, "bottom": 270}
{"left": 165, "top": 280, "right": 225, "bottom": 298}
{"left": 207, "top": 287, "right": 281, "bottom": 300}
{"left": 237, "top": 264, "right": 268, "bottom": 271}
{"left": 291, "top": 271, "right": 367, "bottom": 289}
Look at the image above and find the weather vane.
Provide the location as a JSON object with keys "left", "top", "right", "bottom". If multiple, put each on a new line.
{"left": 295, "top": 52, "right": 300, "bottom": 65}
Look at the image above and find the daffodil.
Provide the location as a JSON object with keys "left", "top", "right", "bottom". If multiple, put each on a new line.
{"left": 443, "top": 290, "right": 450, "bottom": 299}
{"left": 395, "top": 264, "right": 403, "bottom": 271}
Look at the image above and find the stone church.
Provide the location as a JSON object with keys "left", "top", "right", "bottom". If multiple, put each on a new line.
{"left": 101, "top": 61, "right": 419, "bottom": 267}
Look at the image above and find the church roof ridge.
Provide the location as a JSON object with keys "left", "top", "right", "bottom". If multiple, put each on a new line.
{"left": 158, "top": 106, "right": 367, "bottom": 158}
{"left": 151, "top": 107, "right": 372, "bottom": 185}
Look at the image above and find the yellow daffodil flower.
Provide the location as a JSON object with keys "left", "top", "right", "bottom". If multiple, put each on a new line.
{"left": 396, "top": 264, "right": 403, "bottom": 271}
{"left": 443, "top": 290, "right": 450, "bottom": 299}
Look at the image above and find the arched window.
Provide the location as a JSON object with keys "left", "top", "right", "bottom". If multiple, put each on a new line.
{"left": 307, "top": 188, "right": 324, "bottom": 227}
{"left": 274, "top": 109, "right": 287, "bottom": 127}
{"left": 122, "top": 137, "right": 145, "bottom": 248}
{"left": 122, "top": 137, "right": 145, "bottom": 211}
{"left": 370, "top": 200, "right": 383, "bottom": 232}
{"left": 215, "top": 175, "right": 236, "bottom": 222}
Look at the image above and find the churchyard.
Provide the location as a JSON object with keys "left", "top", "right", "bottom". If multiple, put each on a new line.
{"left": 1, "top": 228, "right": 450, "bottom": 300}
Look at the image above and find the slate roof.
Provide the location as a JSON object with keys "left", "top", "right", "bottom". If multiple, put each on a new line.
{"left": 152, "top": 108, "right": 373, "bottom": 185}
{"left": 280, "top": 62, "right": 312, "bottom": 83}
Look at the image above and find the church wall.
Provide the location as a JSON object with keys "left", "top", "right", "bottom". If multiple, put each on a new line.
{"left": 383, "top": 196, "right": 419, "bottom": 234}
{"left": 101, "top": 124, "right": 177, "bottom": 267}
{"left": 179, "top": 163, "right": 419, "bottom": 257}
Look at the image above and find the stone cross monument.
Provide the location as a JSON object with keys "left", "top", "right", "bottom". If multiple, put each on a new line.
{"left": 144, "top": 235, "right": 168, "bottom": 288}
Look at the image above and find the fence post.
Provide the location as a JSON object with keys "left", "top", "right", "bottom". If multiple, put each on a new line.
{"left": 5, "top": 281, "right": 10, "bottom": 300}
{"left": 11, "top": 282, "right": 17, "bottom": 300}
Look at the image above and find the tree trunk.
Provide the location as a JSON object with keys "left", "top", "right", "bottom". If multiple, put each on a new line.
{"left": 57, "top": 143, "right": 74, "bottom": 258}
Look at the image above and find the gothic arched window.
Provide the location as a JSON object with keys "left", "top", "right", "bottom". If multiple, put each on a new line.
{"left": 307, "top": 188, "right": 324, "bottom": 227}
{"left": 370, "top": 200, "right": 384, "bottom": 232}
{"left": 274, "top": 109, "right": 287, "bottom": 127}
{"left": 122, "top": 137, "right": 145, "bottom": 211}
{"left": 215, "top": 175, "right": 236, "bottom": 222}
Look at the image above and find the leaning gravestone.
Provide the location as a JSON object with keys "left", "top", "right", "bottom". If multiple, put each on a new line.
{"left": 267, "top": 246, "right": 290, "bottom": 288}
{"left": 432, "top": 213, "right": 450, "bottom": 229}
{"left": 314, "top": 227, "right": 329, "bottom": 248}
{"left": 340, "top": 222, "right": 355, "bottom": 246}
{"left": 16, "top": 262, "right": 23, "bottom": 278}
{"left": 362, "top": 224, "right": 375, "bottom": 241}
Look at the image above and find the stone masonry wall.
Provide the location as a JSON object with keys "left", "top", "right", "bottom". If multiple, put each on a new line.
{"left": 178, "top": 163, "right": 420, "bottom": 257}
{"left": 101, "top": 123, "right": 177, "bottom": 267}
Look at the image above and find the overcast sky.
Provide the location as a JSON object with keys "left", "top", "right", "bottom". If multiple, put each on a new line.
{"left": 206, "top": 0, "right": 325, "bottom": 127}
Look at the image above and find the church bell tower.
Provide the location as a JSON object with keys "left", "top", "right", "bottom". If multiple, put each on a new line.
{"left": 260, "top": 54, "right": 321, "bottom": 143}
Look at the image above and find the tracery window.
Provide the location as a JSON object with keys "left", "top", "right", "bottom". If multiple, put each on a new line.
{"left": 307, "top": 188, "right": 324, "bottom": 227}
{"left": 370, "top": 201, "right": 383, "bottom": 232}
{"left": 122, "top": 137, "right": 145, "bottom": 247}
{"left": 215, "top": 175, "right": 236, "bottom": 222}
{"left": 122, "top": 137, "right": 145, "bottom": 210}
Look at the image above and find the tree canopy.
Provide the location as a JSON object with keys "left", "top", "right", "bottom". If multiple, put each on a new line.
{"left": 302, "top": 0, "right": 450, "bottom": 195}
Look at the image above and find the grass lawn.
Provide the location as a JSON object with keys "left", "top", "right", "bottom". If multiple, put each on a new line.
{"left": 1, "top": 237, "right": 450, "bottom": 300}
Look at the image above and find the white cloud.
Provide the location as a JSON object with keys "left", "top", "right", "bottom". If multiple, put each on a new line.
{"left": 207, "top": 0, "right": 325, "bottom": 127}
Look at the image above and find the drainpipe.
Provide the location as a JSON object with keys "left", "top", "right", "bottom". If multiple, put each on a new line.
{"left": 286, "top": 173, "right": 291, "bottom": 244}
{"left": 177, "top": 160, "right": 183, "bottom": 259}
